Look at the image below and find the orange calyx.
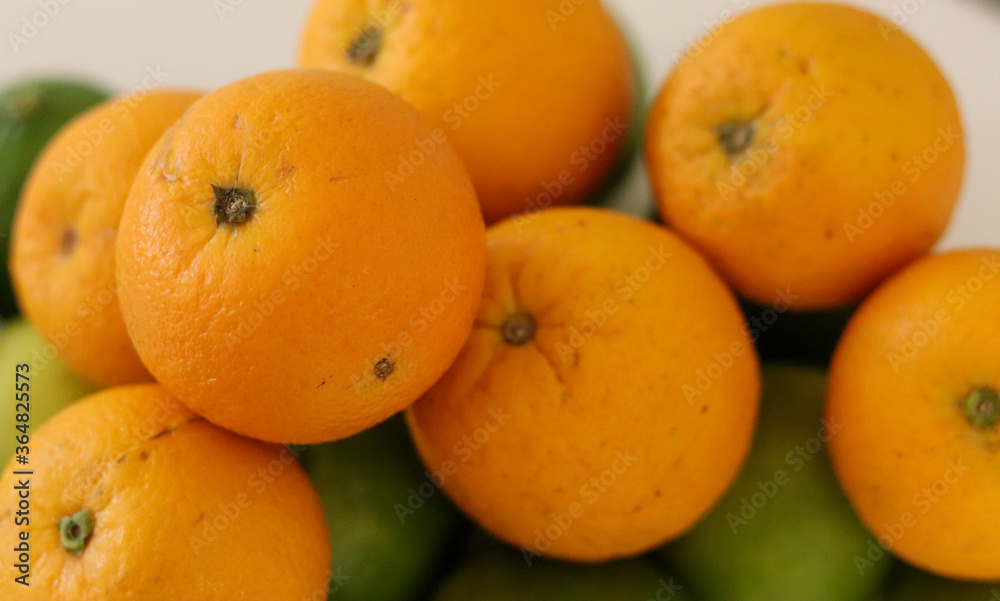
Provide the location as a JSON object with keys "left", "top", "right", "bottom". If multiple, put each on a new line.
{"left": 716, "top": 120, "right": 755, "bottom": 156}
{"left": 347, "top": 27, "right": 382, "bottom": 66}
{"left": 501, "top": 313, "right": 536, "bottom": 346}
{"left": 212, "top": 185, "right": 257, "bottom": 227}
{"left": 59, "top": 508, "right": 94, "bottom": 557}
{"left": 961, "top": 387, "right": 1000, "bottom": 431}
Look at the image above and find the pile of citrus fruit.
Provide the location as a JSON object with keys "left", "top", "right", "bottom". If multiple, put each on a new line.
{"left": 0, "top": 1, "right": 996, "bottom": 599}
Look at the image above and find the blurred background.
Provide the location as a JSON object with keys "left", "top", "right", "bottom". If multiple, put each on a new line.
{"left": 1, "top": 0, "right": 996, "bottom": 248}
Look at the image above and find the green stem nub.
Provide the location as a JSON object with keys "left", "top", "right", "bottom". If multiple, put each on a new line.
{"left": 212, "top": 185, "right": 257, "bottom": 227}
{"left": 502, "top": 313, "right": 536, "bottom": 346}
{"left": 59, "top": 508, "right": 94, "bottom": 557}
{"left": 717, "top": 120, "right": 755, "bottom": 155}
{"left": 961, "top": 387, "right": 1000, "bottom": 431}
{"left": 346, "top": 27, "right": 382, "bottom": 66}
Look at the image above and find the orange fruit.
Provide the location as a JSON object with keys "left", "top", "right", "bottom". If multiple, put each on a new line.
{"left": 0, "top": 384, "right": 331, "bottom": 599}
{"left": 11, "top": 89, "right": 201, "bottom": 386}
{"left": 644, "top": 2, "right": 964, "bottom": 310}
{"left": 116, "top": 69, "right": 486, "bottom": 444}
{"left": 827, "top": 248, "right": 1000, "bottom": 580}
{"left": 406, "top": 206, "right": 760, "bottom": 561}
{"left": 298, "top": 0, "right": 636, "bottom": 224}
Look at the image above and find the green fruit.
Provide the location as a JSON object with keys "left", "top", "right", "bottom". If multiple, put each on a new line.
{"left": 0, "top": 319, "right": 97, "bottom": 468}
{"left": 303, "top": 415, "right": 461, "bottom": 601}
{"left": 432, "top": 548, "right": 693, "bottom": 601}
{"left": 663, "top": 364, "right": 892, "bottom": 601}
{"left": 886, "top": 567, "right": 1000, "bottom": 601}
{"left": 0, "top": 78, "right": 110, "bottom": 317}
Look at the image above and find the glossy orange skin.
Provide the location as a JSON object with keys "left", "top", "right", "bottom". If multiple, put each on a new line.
{"left": 0, "top": 384, "right": 331, "bottom": 599}
{"left": 116, "top": 69, "right": 485, "bottom": 444}
{"left": 645, "top": 2, "right": 964, "bottom": 310}
{"left": 299, "top": 0, "right": 636, "bottom": 223}
{"left": 11, "top": 90, "right": 201, "bottom": 386}
{"left": 407, "top": 207, "right": 759, "bottom": 561}
{"left": 828, "top": 249, "right": 1000, "bottom": 580}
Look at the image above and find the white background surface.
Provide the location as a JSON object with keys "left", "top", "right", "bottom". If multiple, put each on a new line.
{"left": 1, "top": 0, "right": 996, "bottom": 248}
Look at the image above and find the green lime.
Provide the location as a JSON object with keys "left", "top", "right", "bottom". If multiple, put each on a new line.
{"left": 886, "top": 566, "right": 1000, "bottom": 601}
{"left": 303, "top": 414, "right": 461, "bottom": 601}
{"left": 663, "top": 364, "right": 892, "bottom": 601}
{"left": 0, "top": 78, "right": 110, "bottom": 317}
{"left": 0, "top": 318, "right": 97, "bottom": 468}
{"left": 432, "top": 548, "right": 693, "bottom": 601}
